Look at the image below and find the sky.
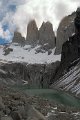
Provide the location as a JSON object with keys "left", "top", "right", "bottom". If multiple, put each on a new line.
{"left": 0, "top": 0, "right": 80, "bottom": 44}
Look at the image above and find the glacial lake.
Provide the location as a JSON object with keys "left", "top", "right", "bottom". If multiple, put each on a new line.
{"left": 12, "top": 85, "right": 80, "bottom": 108}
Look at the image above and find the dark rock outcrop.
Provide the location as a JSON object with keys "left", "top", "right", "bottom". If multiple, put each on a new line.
{"left": 3, "top": 48, "right": 13, "bottom": 56}
{"left": 74, "top": 7, "right": 80, "bottom": 32}
{"left": 12, "top": 32, "right": 25, "bottom": 46}
{"left": 61, "top": 34, "right": 80, "bottom": 69}
{"left": 55, "top": 12, "right": 76, "bottom": 54}
{"left": 26, "top": 20, "right": 39, "bottom": 45}
{"left": 39, "top": 21, "right": 55, "bottom": 49}
{"left": 54, "top": 33, "right": 80, "bottom": 80}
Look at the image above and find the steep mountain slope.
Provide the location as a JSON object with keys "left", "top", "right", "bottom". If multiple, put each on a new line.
{"left": 52, "top": 8, "right": 80, "bottom": 98}
{"left": 55, "top": 12, "right": 76, "bottom": 54}
{"left": 0, "top": 60, "right": 60, "bottom": 88}
{"left": 52, "top": 59, "right": 80, "bottom": 97}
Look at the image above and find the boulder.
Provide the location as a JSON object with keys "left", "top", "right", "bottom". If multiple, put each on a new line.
{"left": 25, "top": 103, "right": 46, "bottom": 120}
{"left": 0, "top": 96, "right": 5, "bottom": 110}
{"left": 11, "top": 112, "right": 21, "bottom": 120}
{"left": 1, "top": 116, "right": 13, "bottom": 120}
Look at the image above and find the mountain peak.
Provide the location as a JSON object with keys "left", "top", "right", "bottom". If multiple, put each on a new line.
{"left": 12, "top": 32, "right": 25, "bottom": 46}
{"left": 26, "top": 20, "right": 39, "bottom": 45}
{"left": 39, "top": 21, "right": 55, "bottom": 49}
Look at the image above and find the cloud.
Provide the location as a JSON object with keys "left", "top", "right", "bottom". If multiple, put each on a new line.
{"left": 55, "top": 2, "right": 68, "bottom": 20}
{"left": 12, "top": 0, "right": 80, "bottom": 37}
{"left": 0, "top": 0, "right": 80, "bottom": 41}
{"left": 0, "top": 23, "right": 12, "bottom": 41}
{"left": 0, "top": 0, "right": 26, "bottom": 41}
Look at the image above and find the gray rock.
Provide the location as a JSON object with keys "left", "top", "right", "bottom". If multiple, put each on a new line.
{"left": 47, "top": 114, "right": 57, "bottom": 120}
{"left": 1, "top": 116, "right": 13, "bottom": 120}
{"left": 55, "top": 12, "right": 76, "bottom": 54}
{"left": 0, "top": 97, "right": 5, "bottom": 110}
{"left": 39, "top": 21, "right": 55, "bottom": 49}
{"left": 23, "top": 62, "right": 60, "bottom": 88}
{"left": 47, "top": 113, "right": 74, "bottom": 120}
{"left": 4, "top": 107, "right": 11, "bottom": 115}
{"left": 11, "top": 111, "right": 21, "bottom": 120}
{"left": 17, "top": 106, "right": 26, "bottom": 118}
{"left": 26, "top": 20, "right": 39, "bottom": 46}
{"left": 25, "top": 103, "right": 46, "bottom": 120}
{"left": 12, "top": 32, "right": 25, "bottom": 46}
{"left": 48, "top": 50, "right": 52, "bottom": 55}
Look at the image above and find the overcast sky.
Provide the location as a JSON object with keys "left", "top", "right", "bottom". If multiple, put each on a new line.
{"left": 0, "top": 0, "right": 80, "bottom": 43}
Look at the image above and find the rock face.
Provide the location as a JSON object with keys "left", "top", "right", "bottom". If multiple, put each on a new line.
{"left": 52, "top": 8, "right": 80, "bottom": 97}
{"left": 26, "top": 20, "right": 39, "bottom": 45}
{"left": 51, "top": 8, "right": 80, "bottom": 82}
{"left": 39, "top": 22, "right": 55, "bottom": 49}
{"left": 60, "top": 8, "right": 80, "bottom": 71}
{"left": 12, "top": 32, "right": 25, "bottom": 46}
{"left": 0, "top": 61, "right": 60, "bottom": 88}
{"left": 52, "top": 61, "right": 80, "bottom": 98}
{"left": 54, "top": 33, "right": 80, "bottom": 80}
{"left": 61, "top": 34, "right": 80, "bottom": 69}
{"left": 55, "top": 12, "right": 76, "bottom": 54}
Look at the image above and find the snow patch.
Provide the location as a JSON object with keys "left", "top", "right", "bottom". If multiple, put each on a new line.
{"left": 0, "top": 44, "right": 61, "bottom": 64}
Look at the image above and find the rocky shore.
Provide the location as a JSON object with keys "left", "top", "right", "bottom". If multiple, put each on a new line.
{"left": 0, "top": 85, "right": 80, "bottom": 120}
